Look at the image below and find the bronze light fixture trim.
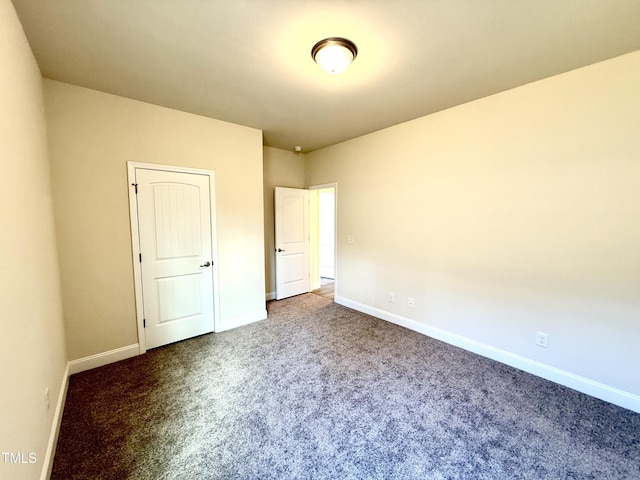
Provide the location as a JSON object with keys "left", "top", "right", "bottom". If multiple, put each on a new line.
{"left": 311, "top": 37, "right": 358, "bottom": 74}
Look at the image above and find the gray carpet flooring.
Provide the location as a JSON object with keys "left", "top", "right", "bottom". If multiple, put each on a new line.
{"left": 52, "top": 293, "right": 639, "bottom": 479}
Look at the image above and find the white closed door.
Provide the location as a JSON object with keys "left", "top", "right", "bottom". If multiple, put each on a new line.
{"left": 135, "top": 168, "right": 215, "bottom": 349}
{"left": 275, "top": 187, "right": 310, "bottom": 300}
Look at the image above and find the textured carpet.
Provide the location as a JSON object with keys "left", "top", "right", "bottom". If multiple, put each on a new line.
{"left": 52, "top": 294, "right": 640, "bottom": 479}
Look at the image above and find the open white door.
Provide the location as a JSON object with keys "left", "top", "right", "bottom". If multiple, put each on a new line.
{"left": 275, "top": 187, "right": 310, "bottom": 300}
{"left": 132, "top": 166, "right": 216, "bottom": 350}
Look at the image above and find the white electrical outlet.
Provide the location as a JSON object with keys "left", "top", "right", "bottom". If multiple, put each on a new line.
{"left": 536, "top": 332, "right": 549, "bottom": 348}
{"left": 387, "top": 293, "right": 395, "bottom": 303}
{"left": 408, "top": 297, "right": 415, "bottom": 308}
{"left": 44, "top": 388, "right": 50, "bottom": 411}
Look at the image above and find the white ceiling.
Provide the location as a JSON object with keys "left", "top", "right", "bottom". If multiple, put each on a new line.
{"left": 11, "top": 0, "right": 640, "bottom": 153}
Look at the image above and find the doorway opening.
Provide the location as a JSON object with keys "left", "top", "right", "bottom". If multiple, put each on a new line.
{"left": 309, "top": 184, "right": 336, "bottom": 301}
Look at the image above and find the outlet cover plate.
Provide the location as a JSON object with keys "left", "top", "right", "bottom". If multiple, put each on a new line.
{"left": 536, "top": 332, "right": 549, "bottom": 348}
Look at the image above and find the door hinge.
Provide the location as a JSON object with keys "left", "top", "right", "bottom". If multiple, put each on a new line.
{"left": 139, "top": 253, "right": 142, "bottom": 263}
{"left": 143, "top": 318, "right": 146, "bottom": 328}
{"left": 131, "top": 183, "right": 138, "bottom": 194}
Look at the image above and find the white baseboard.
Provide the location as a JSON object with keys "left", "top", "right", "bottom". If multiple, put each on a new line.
{"left": 335, "top": 295, "right": 640, "bottom": 414}
{"left": 68, "top": 344, "right": 140, "bottom": 375}
{"left": 218, "top": 309, "right": 268, "bottom": 332}
{"left": 40, "top": 363, "right": 69, "bottom": 480}
{"left": 266, "top": 291, "right": 276, "bottom": 301}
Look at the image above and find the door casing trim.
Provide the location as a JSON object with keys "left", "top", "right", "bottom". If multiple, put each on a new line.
{"left": 308, "top": 182, "right": 338, "bottom": 300}
{"left": 127, "top": 161, "right": 221, "bottom": 354}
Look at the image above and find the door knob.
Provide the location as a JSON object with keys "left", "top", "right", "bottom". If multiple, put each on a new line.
{"left": 200, "top": 261, "right": 211, "bottom": 267}
{"left": 277, "top": 248, "right": 286, "bottom": 252}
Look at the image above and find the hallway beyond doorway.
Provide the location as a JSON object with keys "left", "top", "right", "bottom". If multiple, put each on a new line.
{"left": 312, "top": 277, "right": 334, "bottom": 300}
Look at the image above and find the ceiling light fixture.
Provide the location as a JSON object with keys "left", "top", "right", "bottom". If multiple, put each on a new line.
{"left": 311, "top": 37, "right": 358, "bottom": 75}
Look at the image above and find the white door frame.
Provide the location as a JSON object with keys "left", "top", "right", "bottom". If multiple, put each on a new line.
{"left": 308, "top": 182, "right": 338, "bottom": 298}
{"left": 127, "top": 161, "right": 221, "bottom": 354}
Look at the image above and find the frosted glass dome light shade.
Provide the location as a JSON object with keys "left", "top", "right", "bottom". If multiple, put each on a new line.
{"left": 311, "top": 37, "right": 358, "bottom": 75}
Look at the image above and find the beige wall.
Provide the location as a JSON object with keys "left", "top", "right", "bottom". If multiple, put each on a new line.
{"left": 263, "top": 146, "right": 305, "bottom": 297}
{"left": 45, "top": 80, "right": 265, "bottom": 360}
{"left": 0, "top": 1, "right": 67, "bottom": 478}
{"left": 306, "top": 52, "right": 640, "bottom": 397}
